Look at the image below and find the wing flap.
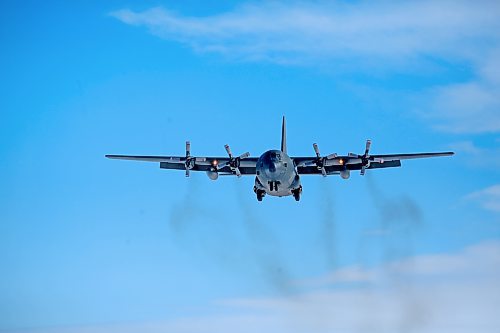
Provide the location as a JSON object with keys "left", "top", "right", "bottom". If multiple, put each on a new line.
{"left": 297, "top": 160, "right": 401, "bottom": 175}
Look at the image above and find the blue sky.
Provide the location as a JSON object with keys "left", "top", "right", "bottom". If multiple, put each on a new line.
{"left": 1, "top": 1, "right": 499, "bottom": 332}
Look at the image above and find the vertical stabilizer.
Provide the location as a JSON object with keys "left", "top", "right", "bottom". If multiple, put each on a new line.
{"left": 281, "top": 116, "right": 287, "bottom": 154}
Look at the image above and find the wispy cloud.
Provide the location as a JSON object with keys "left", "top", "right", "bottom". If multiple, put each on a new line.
{"left": 422, "top": 50, "right": 500, "bottom": 133}
{"left": 110, "top": 1, "right": 500, "bottom": 134}
{"left": 110, "top": 2, "right": 500, "bottom": 63}
{"left": 466, "top": 184, "right": 500, "bottom": 212}
{"left": 18, "top": 241, "right": 500, "bottom": 333}
{"left": 448, "top": 140, "right": 500, "bottom": 169}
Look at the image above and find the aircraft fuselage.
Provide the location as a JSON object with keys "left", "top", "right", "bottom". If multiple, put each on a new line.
{"left": 254, "top": 149, "right": 301, "bottom": 199}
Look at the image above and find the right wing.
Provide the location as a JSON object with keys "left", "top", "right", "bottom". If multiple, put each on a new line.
{"left": 106, "top": 155, "right": 180, "bottom": 162}
{"left": 293, "top": 151, "right": 454, "bottom": 175}
{"left": 370, "top": 152, "right": 455, "bottom": 161}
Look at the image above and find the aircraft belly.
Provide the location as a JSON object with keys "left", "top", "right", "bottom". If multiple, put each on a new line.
{"left": 259, "top": 167, "right": 296, "bottom": 197}
{"left": 266, "top": 188, "right": 293, "bottom": 197}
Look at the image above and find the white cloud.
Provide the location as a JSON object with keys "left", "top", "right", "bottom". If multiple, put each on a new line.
{"left": 18, "top": 241, "right": 500, "bottom": 333}
{"left": 422, "top": 50, "right": 500, "bottom": 133}
{"left": 110, "top": 2, "right": 500, "bottom": 64}
{"left": 466, "top": 184, "right": 500, "bottom": 212}
{"left": 448, "top": 140, "right": 500, "bottom": 169}
{"left": 110, "top": 1, "right": 500, "bottom": 134}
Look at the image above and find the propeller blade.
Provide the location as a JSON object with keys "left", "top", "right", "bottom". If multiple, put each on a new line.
{"left": 364, "top": 139, "right": 371, "bottom": 157}
{"left": 360, "top": 165, "right": 366, "bottom": 176}
{"left": 222, "top": 144, "right": 247, "bottom": 177}
{"left": 313, "top": 143, "right": 321, "bottom": 158}
{"left": 239, "top": 152, "right": 250, "bottom": 159}
{"left": 185, "top": 142, "right": 192, "bottom": 177}
{"left": 186, "top": 141, "right": 191, "bottom": 158}
{"left": 224, "top": 144, "right": 233, "bottom": 158}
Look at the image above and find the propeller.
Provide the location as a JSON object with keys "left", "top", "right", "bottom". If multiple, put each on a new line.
{"left": 360, "top": 139, "right": 371, "bottom": 175}
{"left": 217, "top": 144, "right": 250, "bottom": 177}
{"left": 184, "top": 141, "right": 195, "bottom": 177}
{"left": 311, "top": 143, "right": 337, "bottom": 177}
{"left": 313, "top": 143, "right": 327, "bottom": 177}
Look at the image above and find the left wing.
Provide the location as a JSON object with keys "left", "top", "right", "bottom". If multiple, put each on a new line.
{"left": 106, "top": 154, "right": 258, "bottom": 176}
{"left": 106, "top": 142, "right": 257, "bottom": 177}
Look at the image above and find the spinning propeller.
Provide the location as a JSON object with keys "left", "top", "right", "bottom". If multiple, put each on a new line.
{"left": 349, "top": 139, "right": 373, "bottom": 175}
{"left": 302, "top": 140, "right": 381, "bottom": 177}
{"left": 184, "top": 141, "right": 195, "bottom": 177}
{"left": 217, "top": 144, "right": 250, "bottom": 177}
{"left": 312, "top": 143, "right": 337, "bottom": 177}
{"left": 360, "top": 139, "right": 371, "bottom": 175}
{"left": 348, "top": 139, "right": 384, "bottom": 175}
{"left": 297, "top": 144, "right": 336, "bottom": 175}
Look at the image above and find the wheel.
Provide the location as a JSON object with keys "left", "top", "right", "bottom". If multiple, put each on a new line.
{"left": 256, "top": 190, "right": 264, "bottom": 201}
{"left": 292, "top": 186, "right": 302, "bottom": 201}
{"left": 293, "top": 190, "right": 300, "bottom": 201}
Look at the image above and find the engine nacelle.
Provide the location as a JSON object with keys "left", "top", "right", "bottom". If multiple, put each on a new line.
{"left": 340, "top": 169, "right": 350, "bottom": 179}
{"left": 206, "top": 170, "right": 219, "bottom": 180}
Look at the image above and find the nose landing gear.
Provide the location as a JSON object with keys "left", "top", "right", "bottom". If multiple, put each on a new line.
{"left": 268, "top": 181, "right": 280, "bottom": 192}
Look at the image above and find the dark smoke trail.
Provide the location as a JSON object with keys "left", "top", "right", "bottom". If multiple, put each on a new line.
{"left": 364, "top": 173, "right": 428, "bottom": 332}
{"left": 167, "top": 179, "right": 239, "bottom": 267}
{"left": 365, "top": 174, "right": 423, "bottom": 259}
{"left": 234, "top": 181, "right": 294, "bottom": 295}
{"left": 318, "top": 179, "right": 337, "bottom": 270}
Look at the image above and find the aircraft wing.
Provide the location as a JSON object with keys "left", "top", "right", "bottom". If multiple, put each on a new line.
{"left": 293, "top": 151, "right": 454, "bottom": 175}
{"left": 369, "top": 152, "right": 454, "bottom": 160}
{"left": 105, "top": 154, "right": 258, "bottom": 176}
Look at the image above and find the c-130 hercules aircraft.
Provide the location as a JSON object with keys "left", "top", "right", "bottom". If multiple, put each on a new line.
{"left": 106, "top": 117, "right": 453, "bottom": 201}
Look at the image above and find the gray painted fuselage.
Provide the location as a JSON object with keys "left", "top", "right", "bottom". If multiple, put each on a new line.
{"left": 254, "top": 149, "right": 301, "bottom": 197}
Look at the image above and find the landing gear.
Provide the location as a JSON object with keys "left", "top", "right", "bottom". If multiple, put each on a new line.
{"left": 254, "top": 185, "right": 266, "bottom": 202}
{"left": 268, "top": 181, "right": 279, "bottom": 192}
{"left": 256, "top": 190, "right": 265, "bottom": 201}
{"left": 292, "top": 186, "right": 302, "bottom": 201}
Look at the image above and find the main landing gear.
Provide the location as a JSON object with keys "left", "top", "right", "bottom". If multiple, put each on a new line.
{"left": 254, "top": 186, "right": 266, "bottom": 201}
{"left": 292, "top": 186, "right": 302, "bottom": 201}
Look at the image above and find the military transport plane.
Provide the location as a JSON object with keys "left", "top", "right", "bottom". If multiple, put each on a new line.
{"left": 106, "top": 117, "right": 453, "bottom": 201}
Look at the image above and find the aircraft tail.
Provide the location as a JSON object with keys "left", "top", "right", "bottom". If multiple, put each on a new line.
{"left": 281, "top": 116, "right": 287, "bottom": 154}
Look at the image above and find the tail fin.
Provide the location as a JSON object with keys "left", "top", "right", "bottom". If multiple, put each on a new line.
{"left": 281, "top": 116, "right": 287, "bottom": 154}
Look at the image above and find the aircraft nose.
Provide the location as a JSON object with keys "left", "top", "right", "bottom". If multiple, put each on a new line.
{"left": 269, "top": 162, "right": 276, "bottom": 173}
